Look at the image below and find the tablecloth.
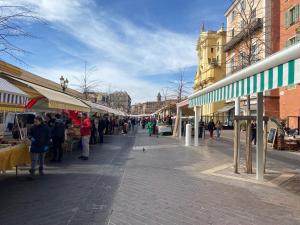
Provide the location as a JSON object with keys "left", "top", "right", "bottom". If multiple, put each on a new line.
{"left": 0, "top": 143, "right": 31, "bottom": 172}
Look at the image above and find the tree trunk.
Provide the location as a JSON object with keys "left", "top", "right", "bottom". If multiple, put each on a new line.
{"left": 173, "top": 108, "right": 179, "bottom": 137}
{"left": 263, "top": 120, "right": 268, "bottom": 173}
{"left": 245, "top": 95, "right": 252, "bottom": 174}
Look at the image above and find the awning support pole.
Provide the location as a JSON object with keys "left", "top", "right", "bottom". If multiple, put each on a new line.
{"left": 263, "top": 119, "right": 268, "bottom": 174}
{"left": 194, "top": 106, "right": 199, "bottom": 146}
{"left": 256, "top": 92, "right": 264, "bottom": 181}
{"left": 178, "top": 107, "right": 182, "bottom": 138}
{"left": 234, "top": 97, "right": 240, "bottom": 173}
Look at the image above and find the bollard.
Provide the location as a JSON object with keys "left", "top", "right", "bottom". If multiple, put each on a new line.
{"left": 185, "top": 124, "right": 192, "bottom": 146}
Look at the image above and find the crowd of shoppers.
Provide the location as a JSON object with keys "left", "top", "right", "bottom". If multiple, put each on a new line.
{"left": 27, "top": 113, "right": 139, "bottom": 177}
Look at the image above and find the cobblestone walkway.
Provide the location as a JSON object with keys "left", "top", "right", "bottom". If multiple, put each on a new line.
{"left": 109, "top": 129, "right": 300, "bottom": 225}
{"left": 0, "top": 134, "right": 135, "bottom": 225}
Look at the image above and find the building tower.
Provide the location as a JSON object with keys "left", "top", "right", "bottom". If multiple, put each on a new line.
{"left": 194, "top": 24, "right": 227, "bottom": 122}
{"left": 157, "top": 92, "right": 162, "bottom": 102}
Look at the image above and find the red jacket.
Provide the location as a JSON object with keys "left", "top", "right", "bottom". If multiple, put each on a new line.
{"left": 80, "top": 118, "right": 91, "bottom": 136}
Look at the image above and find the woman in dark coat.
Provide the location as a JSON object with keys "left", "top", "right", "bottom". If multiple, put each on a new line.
{"left": 29, "top": 116, "right": 50, "bottom": 176}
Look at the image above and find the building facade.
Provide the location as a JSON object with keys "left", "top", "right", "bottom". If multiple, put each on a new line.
{"left": 109, "top": 91, "right": 131, "bottom": 113}
{"left": 86, "top": 92, "right": 110, "bottom": 105}
{"left": 131, "top": 98, "right": 177, "bottom": 115}
{"left": 194, "top": 25, "right": 227, "bottom": 122}
{"left": 279, "top": 0, "right": 300, "bottom": 128}
{"left": 224, "top": 0, "right": 281, "bottom": 117}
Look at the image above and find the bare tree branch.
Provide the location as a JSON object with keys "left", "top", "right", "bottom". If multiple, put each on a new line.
{"left": 169, "top": 67, "right": 192, "bottom": 102}
{"left": 0, "top": 5, "right": 44, "bottom": 64}
{"left": 72, "top": 61, "right": 101, "bottom": 100}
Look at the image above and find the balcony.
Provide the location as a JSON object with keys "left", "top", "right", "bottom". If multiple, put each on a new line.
{"left": 224, "top": 18, "right": 263, "bottom": 52}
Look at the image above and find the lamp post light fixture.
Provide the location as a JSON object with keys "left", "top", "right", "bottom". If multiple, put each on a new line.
{"left": 60, "top": 75, "right": 69, "bottom": 92}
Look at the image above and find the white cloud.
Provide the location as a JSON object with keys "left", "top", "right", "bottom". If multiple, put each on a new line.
{"left": 31, "top": 63, "right": 165, "bottom": 103}
{"left": 2, "top": 0, "right": 197, "bottom": 103}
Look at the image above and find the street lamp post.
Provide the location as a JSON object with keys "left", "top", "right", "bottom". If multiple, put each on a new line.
{"left": 60, "top": 75, "right": 69, "bottom": 93}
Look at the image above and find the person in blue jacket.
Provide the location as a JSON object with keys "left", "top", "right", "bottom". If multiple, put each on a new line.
{"left": 29, "top": 116, "right": 50, "bottom": 176}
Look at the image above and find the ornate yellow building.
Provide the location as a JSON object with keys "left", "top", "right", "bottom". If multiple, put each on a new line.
{"left": 194, "top": 25, "right": 226, "bottom": 121}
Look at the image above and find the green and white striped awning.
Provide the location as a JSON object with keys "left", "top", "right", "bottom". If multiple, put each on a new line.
{"left": 189, "top": 43, "right": 300, "bottom": 107}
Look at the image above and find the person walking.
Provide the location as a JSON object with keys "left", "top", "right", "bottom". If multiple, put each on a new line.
{"left": 146, "top": 120, "right": 154, "bottom": 136}
{"left": 79, "top": 113, "right": 91, "bottom": 160}
{"left": 251, "top": 120, "right": 257, "bottom": 145}
{"left": 98, "top": 116, "right": 106, "bottom": 144}
{"left": 131, "top": 118, "right": 136, "bottom": 131}
{"left": 215, "top": 120, "right": 222, "bottom": 139}
{"left": 90, "top": 119, "right": 97, "bottom": 145}
{"left": 167, "top": 116, "right": 173, "bottom": 132}
{"left": 152, "top": 118, "right": 157, "bottom": 135}
{"left": 207, "top": 119, "right": 215, "bottom": 138}
{"left": 29, "top": 116, "right": 50, "bottom": 176}
{"left": 51, "top": 114, "right": 65, "bottom": 162}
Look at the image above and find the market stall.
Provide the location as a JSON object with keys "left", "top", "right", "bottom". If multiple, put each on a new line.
{"left": 3, "top": 76, "right": 91, "bottom": 153}
{"left": 0, "top": 77, "right": 30, "bottom": 174}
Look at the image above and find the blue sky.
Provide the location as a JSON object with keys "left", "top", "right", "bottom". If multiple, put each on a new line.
{"left": 1, "top": 0, "right": 229, "bottom": 103}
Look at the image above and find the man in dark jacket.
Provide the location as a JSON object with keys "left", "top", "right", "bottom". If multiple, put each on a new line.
{"left": 98, "top": 117, "right": 106, "bottom": 144}
{"left": 90, "top": 119, "right": 97, "bottom": 145}
{"left": 29, "top": 116, "right": 50, "bottom": 176}
{"left": 51, "top": 114, "right": 65, "bottom": 162}
{"left": 251, "top": 120, "right": 257, "bottom": 145}
{"left": 207, "top": 120, "right": 215, "bottom": 138}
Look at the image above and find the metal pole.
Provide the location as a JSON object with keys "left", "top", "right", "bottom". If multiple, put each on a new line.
{"left": 194, "top": 106, "right": 199, "bottom": 146}
{"left": 256, "top": 92, "right": 264, "bottom": 181}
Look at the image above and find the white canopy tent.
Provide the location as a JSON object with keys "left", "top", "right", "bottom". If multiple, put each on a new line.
{"left": 82, "top": 100, "right": 127, "bottom": 116}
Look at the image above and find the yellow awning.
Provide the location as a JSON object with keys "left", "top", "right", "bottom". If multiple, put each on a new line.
{"left": 0, "top": 105, "right": 25, "bottom": 112}
{"left": 9, "top": 77, "right": 90, "bottom": 112}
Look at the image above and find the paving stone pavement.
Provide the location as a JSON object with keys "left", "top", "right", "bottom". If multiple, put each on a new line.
{"left": 0, "top": 132, "right": 135, "bottom": 225}
{"left": 2, "top": 127, "right": 300, "bottom": 225}
{"left": 108, "top": 128, "right": 300, "bottom": 225}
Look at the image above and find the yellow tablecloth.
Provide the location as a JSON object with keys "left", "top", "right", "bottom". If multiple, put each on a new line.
{"left": 0, "top": 143, "right": 31, "bottom": 172}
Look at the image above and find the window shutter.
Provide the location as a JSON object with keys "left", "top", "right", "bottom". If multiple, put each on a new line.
{"left": 296, "top": 33, "right": 300, "bottom": 43}
{"left": 295, "top": 4, "right": 300, "bottom": 22}
{"left": 285, "top": 11, "right": 289, "bottom": 28}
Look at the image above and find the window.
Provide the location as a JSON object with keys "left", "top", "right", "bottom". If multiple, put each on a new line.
{"left": 286, "top": 36, "right": 300, "bottom": 47}
{"left": 232, "top": 10, "right": 236, "bottom": 21}
{"left": 251, "top": 44, "right": 258, "bottom": 63}
{"left": 285, "top": 4, "right": 300, "bottom": 28}
{"left": 240, "top": 20, "right": 245, "bottom": 30}
{"left": 231, "top": 28, "right": 235, "bottom": 37}
{"left": 230, "top": 57, "right": 235, "bottom": 72}
{"left": 240, "top": 0, "right": 245, "bottom": 11}
{"left": 251, "top": 8, "right": 256, "bottom": 19}
{"left": 238, "top": 52, "right": 245, "bottom": 67}
{"left": 211, "top": 48, "right": 214, "bottom": 53}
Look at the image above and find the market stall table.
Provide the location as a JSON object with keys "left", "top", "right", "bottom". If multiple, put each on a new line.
{"left": 0, "top": 142, "right": 31, "bottom": 174}
{"left": 157, "top": 123, "right": 172, "bottom": 135}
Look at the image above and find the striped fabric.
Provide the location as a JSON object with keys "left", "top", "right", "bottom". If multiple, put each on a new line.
{"left": 0, "top": 77, "right": 28, "bottom": 105}
{"left": 0, "top": 92, "right": 28, "bottom": 105}
{"left": 189, "top": 58, "right": 300, "bottom": 107}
